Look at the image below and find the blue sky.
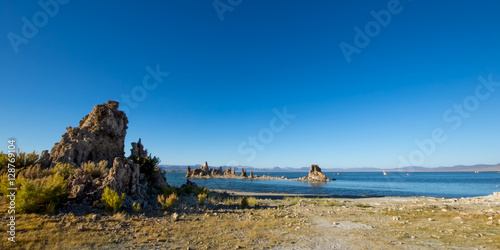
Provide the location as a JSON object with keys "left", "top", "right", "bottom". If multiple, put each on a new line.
{"left": 1, "top": 0, "right": 500, "bottom": 169}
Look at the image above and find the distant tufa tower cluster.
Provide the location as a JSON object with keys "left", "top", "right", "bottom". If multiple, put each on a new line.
{"left": 186, "top": 162, "right": 247, "bottom": 178}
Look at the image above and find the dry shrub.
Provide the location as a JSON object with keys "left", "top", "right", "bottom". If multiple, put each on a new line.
{"left": 158, "top": 193, "right": 178, "bottom": 211}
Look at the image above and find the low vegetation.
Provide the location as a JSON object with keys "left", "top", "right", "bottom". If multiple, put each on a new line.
{"left": 132, "top": 202, "right": 141, "bottom": 213}
{"left": 240, "top": 196, "right": 249, "bottom": 209}
{"left": 326, "top": 199, "right": 344, "bottom": 207}
{"left": 247, "top": 196, "right": 260, "bottom": 207}
{"left": 0, "top": 192, "right": 498, "bottom": 249}
{"left": 354, "top": 203, "right": 372, "bottom": 208}
{"left": 0, "top": 149, "right": 174, "bottom": 214}
{"left": 0, "top": 150, "right": 40, "bottom": 174}
{"left": 16, "top": 174, "right": 67, "bottom": 213}
{"left": 82, "top": 160, "right": 108, "bottom": 178}
{"left": 284, "top": 196, "right": 302, "bottom": 206}
{"left": 197, "top": 193, "right": 208, "bottom": 206}
{"left": 158, "top": 193, "right": 178, "bottom": 211}
{"left": 0, "top": 152, "right": 72, "bottom": 214}
{"left": 129, "top": 154, "right": 160, "bottom": 182}
{"left": 101, "top": 187, "right": 125, "bottom": 213}
{"left": 0, "top": 150, "right": 74, "bottom": 214}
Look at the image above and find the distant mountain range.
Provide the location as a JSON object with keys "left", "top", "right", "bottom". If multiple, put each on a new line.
{"left": 160, "top": 163, "right": 500, "bottom": 172}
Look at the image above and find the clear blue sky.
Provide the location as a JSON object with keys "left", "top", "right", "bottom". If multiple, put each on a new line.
{"left": 1, "top": 0, "right": 500, "bottom": 169}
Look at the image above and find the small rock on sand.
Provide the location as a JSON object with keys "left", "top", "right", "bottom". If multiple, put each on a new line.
{"left": 172, "top": 213, "right": 179, "bottom": 221}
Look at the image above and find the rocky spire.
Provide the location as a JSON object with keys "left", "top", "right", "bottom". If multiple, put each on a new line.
{"left": 308, "top": 164, "right": 328, "bottom": 181}
{"left": 49, "top": 100, "right": 128, "bottom": 166}
{"left": 130, "top": 138, "right": 148, "bottom": 159}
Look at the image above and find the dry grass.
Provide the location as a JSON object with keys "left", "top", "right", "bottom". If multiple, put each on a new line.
{"left": 1, "top": 195, "right": 498, "bottom": 249}
{"left": 354, "top": 203, "right": 372, "bottom": 208}
{"left": 247, "top": 197, "right": 260, "bottom": 207}
{"left": 0, "top": 195, "right": 301, "bottom": 249}
{"left": 284, "top": 196, "right": 302, "bottom": 206}
{"left": 326, "top": 199, "right": 344, "bottom": 207}
{"left": 381, "top": 203, "right": 500, "bottom": 248}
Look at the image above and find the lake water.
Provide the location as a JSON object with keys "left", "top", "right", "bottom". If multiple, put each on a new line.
{"left": 165, "top": 171, "right": 500, "bottom": 198}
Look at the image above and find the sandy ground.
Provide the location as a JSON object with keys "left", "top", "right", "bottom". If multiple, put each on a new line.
{"left": 218, "top": 190, "right": 500, "bottom": 249}
{"left": 1, "top": 192, "right": 499, "bottom": 249}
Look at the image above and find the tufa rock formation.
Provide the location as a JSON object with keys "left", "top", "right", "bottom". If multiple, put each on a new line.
{"left": 67, "top": 170, "right": 94, "bottom": 199}
{"left": 200, "top": 161, "right": 210, "bottom": 175}
{"left": 186, "top": 163, "right": 333, "bottom": 182}
{"left": 130, "top": 138, "right": 148, "bottom": 159}
{"left": 47, "top": 101, "right": 167, "bottom": 209}
{"left": 180, "top": 179, "right": 198, "bottom": 189}
{"left": 308, "top": 164, "right": 330, "bottom": 181}
{"left": 39, "top": 150, "right": 51, "bottom": 169}
{"left": 101, "top": 157, "right": 141, "bottom": 196}
{"left": 128, "top": 138, "right": 167, "bottom": 190}
{"left": 185, "top": 166, "right": 192, "bottom": 178}
{"left": 50, "top": 101, "right": 128, "bottom": 167}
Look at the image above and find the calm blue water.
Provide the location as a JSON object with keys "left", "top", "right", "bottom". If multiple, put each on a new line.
{"left": 165, "top": 171, "right": 500, "bottom": 198}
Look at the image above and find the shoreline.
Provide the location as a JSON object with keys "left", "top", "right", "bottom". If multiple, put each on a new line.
{"left": 211, "top": 188, "right": 500, "bottom": 200}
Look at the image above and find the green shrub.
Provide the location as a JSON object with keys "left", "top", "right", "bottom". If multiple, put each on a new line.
{"left": 101, "top": 187, "right": 125, "bottom": 213}
{"left": 247, "top": 197, "right": 259, "bottom": 207}
{"left": 130, "top": 154, "right": 160, "bottom": 180}
{"left": 82, "top": 160, "right": 108, "bottom": 178}
{"left": 161, "top": 184, "right": 178, "bottom": 196}
{"left": 158, "top": 193, "right": 178, "bottom": 211}
{"left": 179, "top": 186, "right": 195, "bottom": 195}
{"left": 0, "top": 150, "right": 40, "bottom": 174}
{"left": 326, "top": 199, "right": 343, "bottom": 207}
{"left": 46, "top": 201, "right": 57, "bottom": 213}
{"left": 241, "top": 196, "right": 249, "bottom": 209}
{"left": 0, "top": 174, "right": 10, "bottom": 196}
{"left": 197, "top": 193, "right": 208, "bottom": 206}
{"left": 199, "top": 187, "right": 209, "bottom": 196}
{"left": 224, "top": 197, "right": 236, "bottom": 205}
{"left": 50, "top": 162, "right": 75, "bottom": 179}
{"left": 0, "top": 153, "right": 9, "bottom": 174}
{"left": 132, "top": 202, "right": 141, "bottom": 213}
{"left": 179, "top": 185, "right": 210, "bottom": 196}
{"left": 16, "top": 174, "right": 67, "bottom": 213}
{"left": 19, "top": 164, "right": 51, "bottom": 180}
{"left": 354, "top": 203, "right": 372, "bottom": 208}
{"left": 284, "top": 196, "right": 302, "bottom": 206}
{"left": 17, "top": 150, "right": 40, "bottom": 168}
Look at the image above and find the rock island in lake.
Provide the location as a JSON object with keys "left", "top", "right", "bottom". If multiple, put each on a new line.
{"left": 186, "top": 162, "right": 334, "bottom": 182}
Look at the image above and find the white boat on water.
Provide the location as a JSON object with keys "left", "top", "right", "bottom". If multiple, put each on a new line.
{"left": 383, "top": 171, "right": 387, "bottom": 176}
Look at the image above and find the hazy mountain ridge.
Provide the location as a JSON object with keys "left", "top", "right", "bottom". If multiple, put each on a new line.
{"left": 160, "top": 163, "right": 500, "bottom": 172}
